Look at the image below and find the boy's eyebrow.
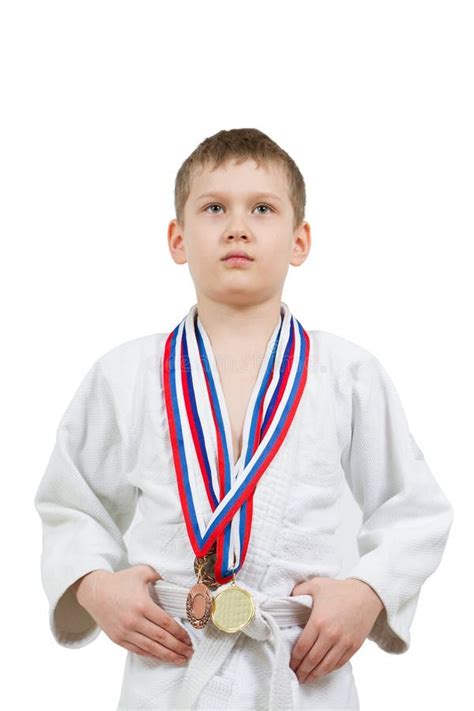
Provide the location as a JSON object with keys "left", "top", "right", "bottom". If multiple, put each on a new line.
{"left": 195, "top": 191, "right": 283, "bottom": 203}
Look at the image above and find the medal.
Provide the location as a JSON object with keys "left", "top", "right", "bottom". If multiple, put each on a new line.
{"left": 186, "top": 567, "right": 213, "bottom": 629}
{"left": 163, "top": 302, "right": 310, "bottom": 592}
{"left": 186, "top": 543, "right": 218, "bottom": 629}
{"left": 211, "top": 564, "right": 255, "bottom": 633}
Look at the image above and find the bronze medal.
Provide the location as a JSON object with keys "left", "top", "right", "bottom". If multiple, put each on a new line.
{"left": 185, "top": 581, "right": 212, "bottom": 629}
{"left": 186, "top": 543, "right": 218, "bottom": 629}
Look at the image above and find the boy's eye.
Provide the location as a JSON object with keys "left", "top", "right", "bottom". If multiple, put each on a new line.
{"left": 255, "top": 203, "right": 273, "bottom": 214}
{"left": 204, "top": 203, "right": 274, "bottom": 215}
{"left": 205, "top": 203, "right": 224, "bottom": 214}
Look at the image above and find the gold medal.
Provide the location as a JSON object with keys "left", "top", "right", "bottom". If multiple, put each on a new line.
{"left": 211, "top": 568, "right": 255, "bottom": 634}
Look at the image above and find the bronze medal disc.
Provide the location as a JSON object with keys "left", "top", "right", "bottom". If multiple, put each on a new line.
{"left": 186, "top": 582, "right": 213, "bottom": 629}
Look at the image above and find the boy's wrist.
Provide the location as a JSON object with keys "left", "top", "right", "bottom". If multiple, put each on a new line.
{"left": 346, "top": 577, "right": 385, "bottom": 613}
{"left": 74, "top": 569, "right": 111, "bottom": 608}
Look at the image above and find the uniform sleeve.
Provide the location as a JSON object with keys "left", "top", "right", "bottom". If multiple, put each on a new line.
{"left": 340, "top": 354, "right": 454, "bottom": 654}
{"left": 33, "top": 358, "right": 138, "bottom": 649}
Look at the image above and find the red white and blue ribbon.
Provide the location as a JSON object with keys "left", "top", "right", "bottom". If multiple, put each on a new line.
{"left": 162, "top": 302, "right": 310, "bottom": 584}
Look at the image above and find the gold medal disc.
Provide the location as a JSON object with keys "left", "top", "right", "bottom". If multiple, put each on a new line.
{"left": 211, "top": 584, "right": 255, "bottom": 633}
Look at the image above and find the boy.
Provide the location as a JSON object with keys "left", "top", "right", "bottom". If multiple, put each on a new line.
{"left": 34, "top": 128, "right": 453, "bottom": 710}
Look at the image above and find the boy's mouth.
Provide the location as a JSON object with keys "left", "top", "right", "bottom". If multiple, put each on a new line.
{"left": 222, "top": 250, "right": 254, "bottom": 262}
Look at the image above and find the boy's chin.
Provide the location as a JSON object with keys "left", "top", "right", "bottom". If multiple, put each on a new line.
{"left": 198, "top": 289, "right": 265, "bottom": 306}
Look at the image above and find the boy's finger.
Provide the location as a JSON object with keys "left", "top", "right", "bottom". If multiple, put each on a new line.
{"left": 144, "top": 598, "right": 193, "bottom": 645}
{"left": 128, "top": 631, "right": 191, "bottom": 665}
{"left": 289, "top": 621, "right": 319, "bottom": 671}
{"left": 121, "top": 639, "right": 162, "bottom": 660}
{"left": 138, "top": 616, "right": 194, "bottom": 659}
{"left": 298, "top": 641, "right": 342, "bottom": 683}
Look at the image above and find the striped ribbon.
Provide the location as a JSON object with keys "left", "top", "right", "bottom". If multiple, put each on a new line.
{"left": 162, "top": 302, "right": 310, "bottom": 584}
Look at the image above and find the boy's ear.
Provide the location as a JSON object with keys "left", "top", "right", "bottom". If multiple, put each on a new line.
{"left": 290, "top": 221, "right": 311, "bottom": 266}
{"left": 167, "top": 218, "right": 187, "bottom": 264}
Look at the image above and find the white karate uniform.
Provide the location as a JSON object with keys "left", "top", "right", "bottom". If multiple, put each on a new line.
{"left": 33, "top": 327, "right": 453, "bottom": 710}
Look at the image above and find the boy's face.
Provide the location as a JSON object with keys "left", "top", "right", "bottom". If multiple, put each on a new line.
{"left": 168, "top": 158, "right": 310, "bottom": 306}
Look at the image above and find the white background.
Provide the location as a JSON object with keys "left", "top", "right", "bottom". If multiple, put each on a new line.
{"left": 1, "top": 1, "right": 472, "bottom": 709}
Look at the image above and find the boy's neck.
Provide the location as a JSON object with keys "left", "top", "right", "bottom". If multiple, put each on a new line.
{"left": 195, "top": 296, "right": 283, "bottom": 356}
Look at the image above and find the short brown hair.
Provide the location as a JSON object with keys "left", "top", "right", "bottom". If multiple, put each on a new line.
{"left": 174, "top": 128, "right": 306, "bottom": 231}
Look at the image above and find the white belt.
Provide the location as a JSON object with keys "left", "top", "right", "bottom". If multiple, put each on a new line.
{"left": 151, "top": 578, "right": 313, "bottom": 711}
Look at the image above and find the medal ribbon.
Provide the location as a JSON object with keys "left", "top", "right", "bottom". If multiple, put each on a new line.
{"left": 162, "top": 302, "right": 310, "bottom": 584}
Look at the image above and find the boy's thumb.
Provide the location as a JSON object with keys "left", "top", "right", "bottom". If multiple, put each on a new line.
{"left": 291, "top": 579, "right": 312, "bottom": 597}
{"left": 139, "top": 564, "right": 162, "bottom": 582}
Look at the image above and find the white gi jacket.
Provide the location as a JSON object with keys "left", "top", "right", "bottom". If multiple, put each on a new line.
{"left": 33, "top": 328, "right": 454, "bottom": 710}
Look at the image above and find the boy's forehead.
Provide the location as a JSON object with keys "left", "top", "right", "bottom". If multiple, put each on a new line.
{"left": 189, "top": 158, "right": 290, "bottom": 202}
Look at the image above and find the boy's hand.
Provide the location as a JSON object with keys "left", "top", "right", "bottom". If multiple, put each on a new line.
{"left": 289, "top": 576, "right": 384, "bottom": 683}
{"left": 74, "top": 565, "right": 194, "bottom": 665}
